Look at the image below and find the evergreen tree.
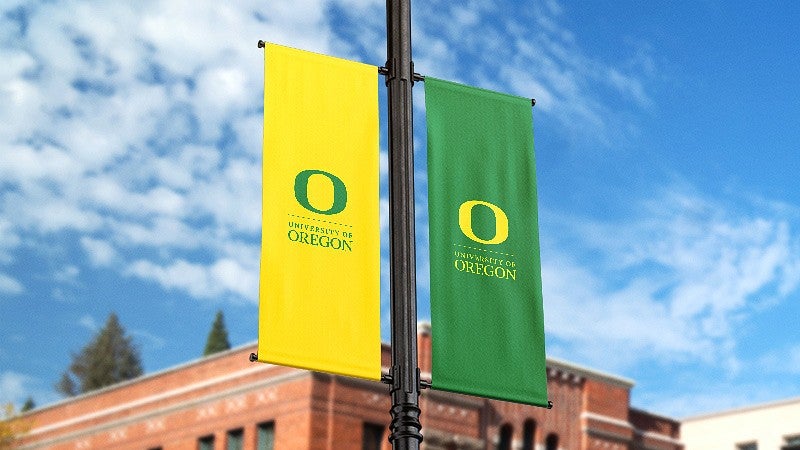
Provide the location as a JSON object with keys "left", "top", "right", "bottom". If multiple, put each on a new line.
{"left": 203, "top": 310, "right": 231, "bottom": 356}
{"left": 20, "top": 397, "right": 35, "bottom": 413}
{"left": 56, "top": 313, "right": 143, "bottom": 396}
{"left": 55, "top": 372, "right": 76, "bottom": 397}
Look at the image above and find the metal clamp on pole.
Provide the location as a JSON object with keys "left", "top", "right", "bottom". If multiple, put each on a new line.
{"left": 382, "top": 373, "right": 431, "bottom": 390}
{"left": 379, "top": 66, "right": 425, "bottom": 82}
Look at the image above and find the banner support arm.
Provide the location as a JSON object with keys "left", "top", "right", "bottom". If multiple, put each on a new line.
{"left": 379, "top": 66, "right": 424, "bottom": 82}
{"left": 380, "top": 66, "right": 536, "bottom": 106}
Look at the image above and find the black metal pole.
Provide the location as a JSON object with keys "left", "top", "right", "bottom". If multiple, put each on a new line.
{"left": 384, "top": 0, "right": 422, "bottom": 448}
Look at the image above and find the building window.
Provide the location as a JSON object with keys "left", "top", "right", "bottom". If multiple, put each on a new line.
{"left": 738, "top": 443, "right": 757, "bottom": 450}
{"left": 497, "top": 424, "right": 513, "bottom": 450}
{"left": 226, "top": 428, "right": 244, "bottom": 450}
{"left": 257, "top": 422, "right": 275, "bottom": 450}
{"left": 783, "top": 436, "right": 800, "bottom": 450}
{"left": 545, "top": 433, "right": 559, "bottom": 450}
{"left": 522, "top": 419, "right": 536, "bottom": 450}
{"left": 362, "top": 422, "right": 384, "bottom": 450}
{"left": 198, "top": 435, "right": 215, "bottom": 450}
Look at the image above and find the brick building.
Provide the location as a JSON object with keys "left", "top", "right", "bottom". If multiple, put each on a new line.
{"left": 16, "top": 327, "right": 681, "bottom": 450}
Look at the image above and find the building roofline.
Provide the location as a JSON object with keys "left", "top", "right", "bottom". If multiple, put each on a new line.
{"left": 681, "top": 395, "right": 800, "bottom": 422}
{"left": 546, "top": 356, "right": 635, "bottom": 388}
{"left": 23, "top": 340, "right": 261, "bottom": 416}
{"left": 29, "top": 339, "right": 636, "bottom": 414}
{"left": 629, "top": 406, "right": 680, "bottom": 423}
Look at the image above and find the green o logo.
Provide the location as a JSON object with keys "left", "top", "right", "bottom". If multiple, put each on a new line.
{"left": 294, "top": 170, "right": 347, "bottom": 215}
{"left": 458, "top": 200, "right": 509, "bottom": 245}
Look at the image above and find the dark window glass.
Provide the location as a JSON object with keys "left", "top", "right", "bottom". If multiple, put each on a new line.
{"left": 522, "top": 419, "right": 536, "bottom": 450}
{"left": 257, "top": 422, "right": 275, "bottom": 450}
{"left": 226, "top": 428, "right": 243, "bottom": 450}
{"left": 784, "top": 436, "right": 800, "bottom": 450}
{"left": 545, "top": 433, "right": 559, "bottom": 450}
{"left": 362, "top": 422, "right": 384, "bottom": 450}
{"left": 198, "top": 435, "right": 215, "bottom": 450}
{"left": 498, "top": 424, "right": 513, "bottom": 450}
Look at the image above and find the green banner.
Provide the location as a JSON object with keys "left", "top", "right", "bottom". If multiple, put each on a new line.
{"left": 425, "top": 77, "right": 548, "bottom": 407}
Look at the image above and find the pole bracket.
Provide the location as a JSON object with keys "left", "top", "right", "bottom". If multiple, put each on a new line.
{"left": 382, "top": 373, "right": 431, "bottom": 390}
{"left": 379, "top": 66, "right": 425, "bottom": 82}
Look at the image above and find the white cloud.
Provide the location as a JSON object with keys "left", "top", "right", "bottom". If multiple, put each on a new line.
{"left": 643, "top": 380, "right": 789, "bottom": 419}
{"left": 0, "top": 371, "right": 30, "bottom": 406}
{"left": 0, "top": 272, "right": 24, "bottom": 295}
{"left": 126, "top": 257, "right": 258, "bottom": 301}
{"left": 80, "top": 237, "right": 118, "bottom": 267}
{"left": 0, "top": 145, "right": 82, "bottom": 189}
{"left": 188, "top": 159, "right": 262, "bottom": 234}
{"left": 78, "top": 315, "right": 97, "bottom": 332}
{"left": 542, "top": 185, "right": 800, "bottom": 372}
{"left": 0, "top": 370, "right": 60, "bottom": 409}
{"left": 0, "top": 220, "right": 20, "bottom": 264}
{"left": 335, "top": 0, "right": 382, "bottom": 8}
{"left": 408, "top": 0, "right": 654, "bottom": 148}
{"left": 112, "top": 217, "right": 200, "bottom": 249}
{"left": 0, "top": 0, "right": 338, "bottom": 304}
{"left": 0, "top": 0, "right": 653, "bottom": 310}
{"left": 132, "top": 328, "right": 167, "bottom": 351}
{"left": 54, "top": 265, "right": 80, "bottom": 284}
{"left": 757, "top": 344, "right": 800, "bottom": 376}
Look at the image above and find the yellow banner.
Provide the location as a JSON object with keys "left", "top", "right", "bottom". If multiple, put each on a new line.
{"left": 257, "top": 43, "right": 380, "bottom": 381}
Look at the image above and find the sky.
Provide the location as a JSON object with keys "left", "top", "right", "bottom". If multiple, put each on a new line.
{"left": 2, "top": 0, "right": 800, "bottom": 419}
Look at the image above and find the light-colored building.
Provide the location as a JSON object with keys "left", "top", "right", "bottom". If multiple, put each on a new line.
{"left": 681, "top": 397, "right": 800, "bottom": 450}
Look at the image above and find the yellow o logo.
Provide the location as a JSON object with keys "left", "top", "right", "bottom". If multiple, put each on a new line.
{"left": 458, "top": 200, "right": 509, "bottom": 245}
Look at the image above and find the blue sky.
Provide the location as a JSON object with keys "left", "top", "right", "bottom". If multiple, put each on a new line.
{"left": 2, "top": 0, "right": 800, "bottom": 419}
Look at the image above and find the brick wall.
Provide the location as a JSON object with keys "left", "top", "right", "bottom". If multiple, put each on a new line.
{"left": 17, "top": 338, "right": 682, "bottom": 450}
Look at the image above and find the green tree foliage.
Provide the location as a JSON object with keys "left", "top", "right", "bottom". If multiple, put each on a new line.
{"left": 55, "top": 372, "right": 77, "bottom": 397}
{"left": 203, "top": 310, "right": 231, "bottom": 356}
{"left": 56, "top": 313, "right": 143, "bottom": 396}
{"left": 20, "top": 397, "right": 34, "bottom": 413}
{"left": 1, "top": 403, "right": 29, "bottom": 449}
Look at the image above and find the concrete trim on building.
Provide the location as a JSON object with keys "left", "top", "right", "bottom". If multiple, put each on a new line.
{"left": 681, "top": 395, "right": 800, "bottom": 422}
{"left": 584, "top": 426, "right": 632, "bottom": 444}
{"left": 583, "top": 411, "right": 682, "bottom": 448}
{"left": 425, "top": 428, "right": 484, "bottom": 450}
{"left": 23, "top": 341, "right": 264, "bottom": 417}
{"left": 583, "top": 411, "right": 634, "bottom": 430}
{"left": 17, "top": 368, "right": 309, "bottom": 449}
{"left": 546, "top": 357, "right": 635, "bottom": 388}
{"left": 635, "top": 430, "right": 684, "bottom": 446}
